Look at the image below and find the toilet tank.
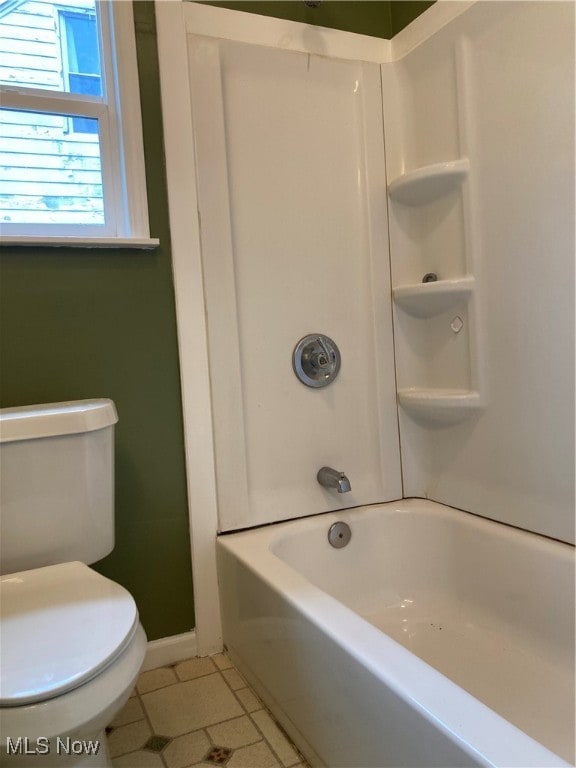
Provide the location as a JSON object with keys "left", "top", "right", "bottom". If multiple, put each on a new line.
{"left": 0, "top": 399, "right": 118, "bottom": 575}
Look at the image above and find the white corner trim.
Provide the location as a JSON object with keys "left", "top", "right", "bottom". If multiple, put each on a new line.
{"left": 183, "top": 1, "right": 391, "bottom": 63}
{"left": 142, "top": 631, "right": 198, "bottom": 671}
{"left": 391, "top": 1, "right": 476, "bottom": 61}
{"left": 155, "top": 0, "right": 223, "bottom": 658}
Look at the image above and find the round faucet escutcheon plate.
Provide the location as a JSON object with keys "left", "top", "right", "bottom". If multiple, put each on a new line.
{"left": 292, "top": 334, "right": 341, "bottom": 388}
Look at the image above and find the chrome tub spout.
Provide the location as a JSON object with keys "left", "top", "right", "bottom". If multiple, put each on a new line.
{"left": 317, "top": 466, "right": 351, "bottom": 493}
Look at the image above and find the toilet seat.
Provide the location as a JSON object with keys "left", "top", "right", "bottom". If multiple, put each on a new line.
{"left": 0, "top": 562, "right": 138, "bottom": 706}
{"left": 0, "top": 623, "right": 147, "bottom": 752}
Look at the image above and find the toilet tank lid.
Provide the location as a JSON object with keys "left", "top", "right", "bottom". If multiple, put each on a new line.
{"left": 0, "top": 399, "right": 118, "bottom": 443}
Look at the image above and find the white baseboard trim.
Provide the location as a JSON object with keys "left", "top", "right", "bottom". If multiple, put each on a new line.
{"left": 142, "top": 631, "right": 198, "bottom": 672}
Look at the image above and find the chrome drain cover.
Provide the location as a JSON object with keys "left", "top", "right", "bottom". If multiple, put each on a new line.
{"left": 328, "top": 521, "right": 351, "bottom": 548}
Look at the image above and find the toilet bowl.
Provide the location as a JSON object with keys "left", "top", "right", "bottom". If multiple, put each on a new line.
{"left": 0, "top": 401, "right": 148, "bottom": 767}
{"left": 0, "top": 562, "right": 147, "bottom": 767}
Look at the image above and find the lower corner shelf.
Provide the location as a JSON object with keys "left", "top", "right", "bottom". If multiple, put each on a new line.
{"left": 397, "top": 388, "right": 483, "bottom": 425}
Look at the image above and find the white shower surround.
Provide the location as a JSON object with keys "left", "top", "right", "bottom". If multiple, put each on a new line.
{"left": 156, "top": 0, "right": 409, "bottom": 652}
{"left": 156, "top": 0, "right": 574, "bottom": 672}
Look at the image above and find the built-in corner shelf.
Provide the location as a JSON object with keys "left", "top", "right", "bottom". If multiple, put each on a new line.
{"left": 388, "top": 158, "right": 470, "bottom": 206}
{"left": 390, "top": 156, "right": 481, "bottom": 425}
{"left": 398, "top": 388, "right": 482, "bottom": 425}
{"left": 393, "top": 275, "right": 474, "bottom": 318}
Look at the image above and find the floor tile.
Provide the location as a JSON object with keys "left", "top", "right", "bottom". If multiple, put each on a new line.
{"left": 176, "top": 656, "right": 217, "bottom": 681}
{"left": 205, "top": 745, "right": 233, "bottom": 764}
{"left": 212, "top": 653, "right": 233, "bottom": 670}
{"left": 235, "top": 687, "right": 262, "bottom": 713}
{"left": 108, "top": 720, "right": 152, "bottom": 758}
{"left": 137, "top": 665, "right": 179, "bottom": 694}
{"left": 221, "top": 668, "right": 246, "bottom": 691}
{"left": 112, "top": 750, "right": 165, "bottom": 768}
{"left": 163, "top": 730, "right": 211, "bottom": 768}
{"left": 144, "top": 735, "right": 171, "bottom": 752}
{"left": 110, "top": 696, "right": 145, "bottom": 728}
{"left": 227, "top": 741, "right": 280, "bottom": 768}
{"left": 207, "top": 715, "right": 260, "bottom": 749}
{"left": 142, "top": 673, "right": 244, "bottom": 736}
{"left": 107, "top": 653, "right": 308, "bottom": 768}
{"left": 251, "top": 711, "right": 299, "bottom": 767}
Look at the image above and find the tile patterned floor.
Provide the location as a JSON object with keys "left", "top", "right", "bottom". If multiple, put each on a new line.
{"left": 107, "top": 653, "right": 309, "bottom": 768}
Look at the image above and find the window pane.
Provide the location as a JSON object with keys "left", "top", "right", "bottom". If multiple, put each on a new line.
{"left": 0, "top": 0, "right": 102, "bottom": 95}
{"left": 0, "top": 107, "right": 105, "bottom": 225}
{"left": 61, "top": 9, "right": 102, "bottom": 97}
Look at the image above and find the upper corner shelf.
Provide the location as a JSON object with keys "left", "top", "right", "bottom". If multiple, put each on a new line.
{"left": 388, "top": 158, "right": 470, "bottom": 206}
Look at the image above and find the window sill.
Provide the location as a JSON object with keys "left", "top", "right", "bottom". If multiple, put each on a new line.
{"left": 0, "top": 236, "right": 160, "bottom": 250}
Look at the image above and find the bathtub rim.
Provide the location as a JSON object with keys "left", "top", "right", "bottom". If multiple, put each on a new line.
{"left": 217, "top": 498, "right": 573, "bottom": 768}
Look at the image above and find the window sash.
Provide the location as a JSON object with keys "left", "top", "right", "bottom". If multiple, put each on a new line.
{"left": 0, "top": 102, "right": 117, "bottom": 238}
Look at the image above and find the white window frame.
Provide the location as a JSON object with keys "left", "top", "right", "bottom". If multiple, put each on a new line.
{"left": 0, "top": 0, "right": 158, "bottom": 248}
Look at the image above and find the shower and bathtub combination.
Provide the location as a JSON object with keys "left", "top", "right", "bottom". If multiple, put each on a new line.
{"left": 157, "top": 2, "right": 575, "bottom": 767}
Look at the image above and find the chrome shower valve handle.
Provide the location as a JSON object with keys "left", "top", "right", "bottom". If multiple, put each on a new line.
{"left": 293, "top": 334, "right": 341, "bottom": 388}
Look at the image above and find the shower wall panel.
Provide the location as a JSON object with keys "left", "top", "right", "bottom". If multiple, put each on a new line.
{"left": 384, "top": 2, "right": 575, "bottom": 543}
{"left": 188, "top": 38, "right": 402, "bottom": 531}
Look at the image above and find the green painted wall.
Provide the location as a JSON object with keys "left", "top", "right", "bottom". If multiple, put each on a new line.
{"left": 200, "top": 1, "right": 435, "bottom": 39}
{"left": 0, "top": 0, "right": 433, "bottom": 643}
{"left": 0, "top": 2, "right": 193, "bottom": 642}
{"left": 202, "top": 1, "right": 394, "bottom": 38}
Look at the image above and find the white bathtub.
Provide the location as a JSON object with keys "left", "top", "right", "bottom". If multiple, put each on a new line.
{"left": 217, "top": 499, "right": 575, "bottom": 768}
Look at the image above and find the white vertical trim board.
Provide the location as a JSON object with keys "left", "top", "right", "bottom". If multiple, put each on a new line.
{"left": 155, "top": 0, "right": 222, "bottom": 657}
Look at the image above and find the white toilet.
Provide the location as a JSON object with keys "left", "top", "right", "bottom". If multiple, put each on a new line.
{"left": 0, "top": 400, "right": 147, "bottom": 767}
